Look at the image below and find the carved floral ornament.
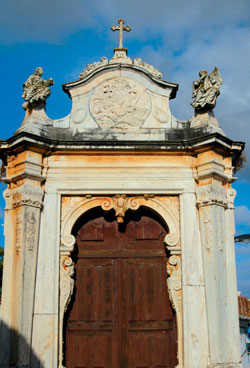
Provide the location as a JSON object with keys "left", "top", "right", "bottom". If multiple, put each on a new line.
{"left": 59, "top": 194, "right": 182, "bottom": 367}
{"left": 79, "top": 56, "right": 162, "bottom": 80}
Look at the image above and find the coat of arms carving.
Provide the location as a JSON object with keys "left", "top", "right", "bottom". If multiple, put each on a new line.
{"left": 90, "top": 77, "right": 151, "bottom": 129}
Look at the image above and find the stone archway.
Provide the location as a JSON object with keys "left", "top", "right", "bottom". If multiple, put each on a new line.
{"left": 59, "top": 195, "right": 183, "bottom": 367}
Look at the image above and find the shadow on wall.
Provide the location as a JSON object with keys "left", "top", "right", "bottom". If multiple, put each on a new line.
{"left": 0, "top": 320, "right": 45, "bottom": 368}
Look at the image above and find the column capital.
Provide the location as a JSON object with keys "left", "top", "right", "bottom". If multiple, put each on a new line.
{"left": 12, "top": 184, "right": 44, "bottom": 209}
{"left": 196, "top": 184, "right": 227, "bottom": 208}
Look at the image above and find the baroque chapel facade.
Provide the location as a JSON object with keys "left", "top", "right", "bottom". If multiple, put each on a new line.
{"left": 0, "top": 21, "right": 244, "bottom": 368}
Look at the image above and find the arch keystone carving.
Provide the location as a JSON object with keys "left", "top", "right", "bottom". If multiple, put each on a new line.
{"left": 101, "top": 194, "right": 140, "bottom": 222}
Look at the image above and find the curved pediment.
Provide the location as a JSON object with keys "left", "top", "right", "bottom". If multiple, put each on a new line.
{"left": 16, "top": 51, "right": 225, "bottom": 140}
{"left": 62, "top": 66, "right": 178, "bottom": 131}
{"left": 59, "top": 51, "right": 179, "bottom": 133}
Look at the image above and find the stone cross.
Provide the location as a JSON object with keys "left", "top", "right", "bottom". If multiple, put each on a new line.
{"left": 111, "top": 19, "right": 131, "bottom": 49}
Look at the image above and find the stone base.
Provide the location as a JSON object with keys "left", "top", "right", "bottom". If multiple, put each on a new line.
{"left": 208, "top": 363, "right": 241, "bottom": 368}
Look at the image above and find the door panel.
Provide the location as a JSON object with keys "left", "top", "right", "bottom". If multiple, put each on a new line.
{"left": 121, "top": 258, "right": 177, "bottom": 368}
{"left": 65, "top": 208, "right": 177, "bottom": 368}
{"left": 66, "top": 330, "right": 113, "bottom": 368}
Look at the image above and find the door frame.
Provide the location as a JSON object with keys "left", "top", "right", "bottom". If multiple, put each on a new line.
{"left": 59, "top": 195, "right": 183, "bottom": 368}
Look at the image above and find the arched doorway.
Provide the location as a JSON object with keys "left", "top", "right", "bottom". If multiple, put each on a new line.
{"left": 64, "top": 206, "right": 177, "bottom": 367}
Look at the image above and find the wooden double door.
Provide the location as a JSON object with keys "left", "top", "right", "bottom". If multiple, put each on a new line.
{"left": 65, "top": 208, "right": 177, "bottom": 368}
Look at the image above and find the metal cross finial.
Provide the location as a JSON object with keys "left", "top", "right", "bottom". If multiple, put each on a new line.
{"left": 111, "top": 19, "right": 131, "bottom": 49}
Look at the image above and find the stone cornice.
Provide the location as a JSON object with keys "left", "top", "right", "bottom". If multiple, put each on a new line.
{"left": 0, "top": 130, "right": 244, "bottom": 154}
{"left": 0, "top": 132, "right": 244, "bottom": 180}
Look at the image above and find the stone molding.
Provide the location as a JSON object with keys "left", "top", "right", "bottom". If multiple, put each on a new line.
{"left": 59, "top": 194, "right": 182, "bottom": 368}
{"left": 207, "top": 364, "right": 241, "bottom": 368}
{"left": 196, "top": 184, "right": 228, "bottom": 208}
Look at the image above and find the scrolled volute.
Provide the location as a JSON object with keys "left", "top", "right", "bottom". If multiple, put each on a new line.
{"left": 167, "top": 255, "right": 182, "bottom": 312}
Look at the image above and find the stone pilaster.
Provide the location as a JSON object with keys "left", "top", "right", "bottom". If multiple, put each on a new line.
{"left": 31, "top": 192, "right": 60, "bottom": 367}
{"left": 196, "top": 184, "right": 241, "bottom": 368}
{"left": 180, "top": 192, "right": 208, "bottom": 368}
{"left": 0, "top": 148, "right": 44, "bottom": 367}
{"left": 12, "top": 184, "right": 44, "bottom": 365}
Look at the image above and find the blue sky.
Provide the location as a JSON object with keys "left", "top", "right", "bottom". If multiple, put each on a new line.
{"left": 0, "top": 0, "right": 250, "bottom": 296}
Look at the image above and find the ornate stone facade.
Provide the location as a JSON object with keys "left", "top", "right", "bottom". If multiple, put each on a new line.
{"left": 0, "top": 41, "right": 243, "bottom": 368}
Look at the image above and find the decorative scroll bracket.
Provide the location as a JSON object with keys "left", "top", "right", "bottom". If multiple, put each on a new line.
{"left": 59, "top": 249, "right": 74, "bottom": 368}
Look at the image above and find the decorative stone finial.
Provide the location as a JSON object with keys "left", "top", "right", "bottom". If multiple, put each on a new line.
{"left": 22, "top": 67, "right": 54, "bottom": 110}
{"left": 111, "top": 19, "right": 131, "bottom": 49}
{"left": 191, "top": 66, "right": 222, "bottom": 111}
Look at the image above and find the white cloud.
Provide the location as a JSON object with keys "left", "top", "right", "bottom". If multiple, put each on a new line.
{"left": 0, "top": 0, "right": 96, "bottom": 44}
{"left": 1, "top": 0, "right": 250, "bottom": 44}
{"left": 133, "top": 24, "right": 250, "bottom": 180}
{"left": 235, "top": 206, "right": 250, "bottom": 226}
